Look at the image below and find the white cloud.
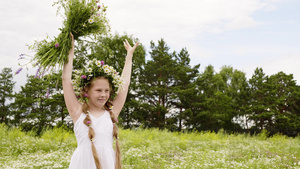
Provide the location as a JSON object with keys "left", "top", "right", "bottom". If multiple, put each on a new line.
{"left": 104, "top": 0, "right": 270, "bottom": 38}
{"left": 225, "top": 16, "right": 258, "bottom": 30}
{"left": 261, "top": 53, "right": 300, "bottom": 83}
{"left": 102, "top": 0, "right": 279, "bottom": 62}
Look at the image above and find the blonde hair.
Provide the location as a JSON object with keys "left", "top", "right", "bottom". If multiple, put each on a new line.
{"left": 81, "top": 77, "right": 122, "bottom": 169}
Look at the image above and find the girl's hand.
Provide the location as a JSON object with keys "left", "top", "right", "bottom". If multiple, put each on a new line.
{"left": 70, "top": 32, "right": 74, "bottom": 49}
{"left": 124, "top": 39, "right": 139, "bottom": 55}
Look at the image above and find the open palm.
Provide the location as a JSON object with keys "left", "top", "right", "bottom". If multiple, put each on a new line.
{"left": 123, "top": 39, "right": 139, "bottom": 55}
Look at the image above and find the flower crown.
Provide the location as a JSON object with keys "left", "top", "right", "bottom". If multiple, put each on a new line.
{"left": 72, "top": 59, "right": 124, "bottom": 101}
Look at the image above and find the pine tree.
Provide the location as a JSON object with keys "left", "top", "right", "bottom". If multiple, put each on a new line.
{"left": 268, "top": 72, "right": 300, "bottom": 135}
{"left": 139, "top": 39, "right": 177, "bottom": 128}
{"left": 172, "top": 48, "right": 200, "bottom": 131}
{"left": 248, "top": 68, "right": 270, "bottom": 132}
{"left": 0, "top": 67, "right": 16, "bottom": 124}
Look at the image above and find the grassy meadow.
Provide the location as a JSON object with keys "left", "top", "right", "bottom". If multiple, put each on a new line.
{"left": 0, "top": 123, "right": 300, "bottom": 169}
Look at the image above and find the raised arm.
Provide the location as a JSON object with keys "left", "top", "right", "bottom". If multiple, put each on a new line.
{"left": 112, "top": 39, "right": 139, "bottom": 117}
{"left": 62, "top": 33, "right": 82, "bottom": 123}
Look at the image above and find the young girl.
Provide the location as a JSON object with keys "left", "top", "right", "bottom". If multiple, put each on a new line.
{"left": 62, "top": 33, "right": 139, "bottom": 169}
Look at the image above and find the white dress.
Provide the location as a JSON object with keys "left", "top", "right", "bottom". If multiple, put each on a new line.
{"left": 69, "top": 110, "right": 115, "bottom": 169}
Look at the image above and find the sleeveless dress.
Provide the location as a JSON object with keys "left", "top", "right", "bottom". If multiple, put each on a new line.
{"left": 69, "top": 110, "right": 115, "bottom": 169}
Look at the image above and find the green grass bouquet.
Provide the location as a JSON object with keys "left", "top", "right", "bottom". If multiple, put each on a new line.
{"left": 27, "top": 0, "right": 109, "bottom": 75}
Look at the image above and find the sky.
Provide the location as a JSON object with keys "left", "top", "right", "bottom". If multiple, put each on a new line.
{"left": 1, "top": 0, "right": 300, "bottom": 92}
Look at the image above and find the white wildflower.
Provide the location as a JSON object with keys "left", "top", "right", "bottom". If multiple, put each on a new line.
{"left": 104, "top": 68, "right": 109, "bottom": 73}
{"left": 88, "top": 18, "right": 94, "bottom": 24}
{"left": 96, "top": 60, "right": 101, "bottom": 66}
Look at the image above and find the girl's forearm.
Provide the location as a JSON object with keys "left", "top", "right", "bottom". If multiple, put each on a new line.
{"left": 121, "top": 53, "right": 133, "bottom": 90}
{"left": 62, "top": 47, "right": 74, "bottom": 81}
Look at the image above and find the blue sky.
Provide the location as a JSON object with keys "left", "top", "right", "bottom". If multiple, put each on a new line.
{"left": 0, "top": 0, "right": 299, "bottom": 91}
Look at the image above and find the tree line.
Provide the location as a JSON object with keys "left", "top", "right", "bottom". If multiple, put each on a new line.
{"left": 1, "top": 34, "right": 300, "bottom": 136}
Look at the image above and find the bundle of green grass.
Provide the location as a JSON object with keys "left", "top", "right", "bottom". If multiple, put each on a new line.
{"left": 29, "top": 0, "right": 109, "bottom": 75}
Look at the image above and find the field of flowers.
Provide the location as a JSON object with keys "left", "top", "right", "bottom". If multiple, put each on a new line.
{"left": 0, "top": 123, "right": 300, "bottom": 169}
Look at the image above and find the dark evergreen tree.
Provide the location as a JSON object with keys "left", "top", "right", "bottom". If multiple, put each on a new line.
{"left": 139, "top": 39, "right": 178, "bottom": 128}
{"left": 0, "top": 67, "right": 16, "bottom": 124}
{"left": 171, "top": 48, "right": 200, "bottom": 131}
{"left": 188, "top": 65, "right": 223, "bottom": 131}
{"left": 231, "top": 70, "right": 251, "bottom": 131}
{"left": 267, "top": 72, "right": 300, "bottom": 135}
{"left": 248, "top": 68, "right": 270, "bottom": 132}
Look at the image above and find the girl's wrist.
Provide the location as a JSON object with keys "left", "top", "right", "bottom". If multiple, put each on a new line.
{"left": 126, "top": 53, "right": 133, "bottom": 59}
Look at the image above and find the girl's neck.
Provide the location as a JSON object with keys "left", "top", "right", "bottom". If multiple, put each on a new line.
{"left": 87, "top": 103, "right": 106, "bottom": 114}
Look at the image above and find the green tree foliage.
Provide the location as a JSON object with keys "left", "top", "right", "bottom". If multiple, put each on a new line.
{"left": 11, "top": 73, "right": 68, "bottom": 134}
{"left": 44, "top": 72, "right": 70, "bottom": 128}
{"left": 186, "top": 65, "right": 215, "bottom": 130}
{"left": 171, "top": 48, "right": 200, "bottom": 131}
{"left": 219, "top": 66, "right": 250, "bottom": 131}
{"left": 247, "top": 68, "right": 300, "bottom": 136}
{"left": 189, "top": 65, "right": 246, "bottom": 132}
{"left": 139, "top": 39, "right": 176, "bottom": 128}
{"left": 266, "top": 72, "right": 300, "bottom": 135}
{"left": 0, "top": 68, "right": 16, "bottom": 124}
{"left": 12, "top": 75, "right": 50, "bottom": 132}
{"left": 248, "top": 68, "right": 270, "bottom": 131}
{"left": 138, "top": 40, "right": 201, "bottom": 130}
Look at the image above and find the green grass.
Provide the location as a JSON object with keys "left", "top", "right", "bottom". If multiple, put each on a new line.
{"left": 1, "top": 123, "right": 300, "bottom": 169}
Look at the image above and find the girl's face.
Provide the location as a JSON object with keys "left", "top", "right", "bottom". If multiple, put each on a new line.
{"left": 87, "top": 78, "right": 111, "bottom": 109}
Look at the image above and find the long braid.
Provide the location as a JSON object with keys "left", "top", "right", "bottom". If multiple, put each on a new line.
{"left": 82, "top": 95, "right": 102, "bottom": 169}
{"left": 104, "top": 101, "right": 122, "bottom": 169}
